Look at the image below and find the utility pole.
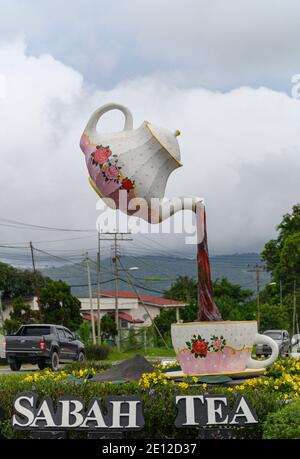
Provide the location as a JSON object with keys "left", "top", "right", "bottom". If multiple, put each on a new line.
{"left": 279, "top": 272, "right": 283, "bottom": 306}
{"left": 96, "top": 232, "right": 101, "bottom": 344}
{"left": 293, "top": 280, "right": 297, "bottom": 336}
{"left": 0, "top": 291, "right": 3, "bottom": 329}
{"left": 29, "top": 242, "right": 41, "bottom": 319}
{"left": 118, "top": 257, "right": 169, "bottom": 349}
{"left": 247, "top": 264, "right": 266, "bottom": 330}
{"left": 85, "top": 252, "right": 96, "bottom": 345}
{"left": 95, "top": 232, "right": 132, "bottom": 351}
{"left": 113, "top": 234, "right": 120, "bottom": 350}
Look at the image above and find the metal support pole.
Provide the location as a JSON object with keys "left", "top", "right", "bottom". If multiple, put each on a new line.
{"left": 96, "top": 233, "right": 101, "bottom": 344}
{"left": 85, "top": 252, "right": 96, "bottom": 345}
{"left": 256, "top": 267, "right": 260, "bottom": 329}
{"left": 293, "top": 280, "right": 297, "bottom": 337}
{"left": 29, "top": 241, "right": 41, "bottom": 319}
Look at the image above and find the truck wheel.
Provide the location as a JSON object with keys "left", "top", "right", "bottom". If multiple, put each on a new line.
{"left": 10, "top": 360, "right": 21, "bottom": 371}
{"left": 77, "top": 351, "right": 85, "bottom": 363}
{"left": 38, "top": 361, "right": 46, "bottom": 370}
{"left": 49, "top": 351, "right": 59, "bottom": 371}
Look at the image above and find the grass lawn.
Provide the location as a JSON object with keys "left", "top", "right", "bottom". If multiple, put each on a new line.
{"left": 107, "top": 346, "right": 176, "bottom": 361}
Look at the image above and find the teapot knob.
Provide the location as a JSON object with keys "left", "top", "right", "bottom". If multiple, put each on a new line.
{"left": 174, "top": 129, "right": 181, "bottom": 137}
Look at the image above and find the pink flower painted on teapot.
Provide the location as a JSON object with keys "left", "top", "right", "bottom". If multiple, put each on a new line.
{"left": 104, "top": 165, "right": 119, "bottom": 180}
{"left": 94, "top": 146, "right": 112, "bottom": 165}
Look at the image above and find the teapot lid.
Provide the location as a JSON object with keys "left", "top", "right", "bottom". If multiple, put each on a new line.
{"left": 144, "top": 121, "right": 182, "bottom": 166}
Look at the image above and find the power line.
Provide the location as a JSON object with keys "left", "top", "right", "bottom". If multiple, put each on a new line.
{"left": 0, "top": 217, "right": 95, "bottom": 232}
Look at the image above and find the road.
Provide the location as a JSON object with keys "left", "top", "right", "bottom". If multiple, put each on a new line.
{"left": 0, "top": 365, "right": 38, "bottom": 374}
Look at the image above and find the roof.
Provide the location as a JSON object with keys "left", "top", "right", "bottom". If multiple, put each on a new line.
{"left": 98, "top": 291, "right": 187, "bottom": 308}
{"left": 82, "top": 311, "right": 144, "bottom": 324}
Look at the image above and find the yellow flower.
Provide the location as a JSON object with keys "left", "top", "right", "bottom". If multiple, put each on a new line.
{"left": 178, "top": 382, "right": 189, "bottom": 389}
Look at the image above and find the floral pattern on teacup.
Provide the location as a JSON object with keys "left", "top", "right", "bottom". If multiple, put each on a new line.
{"left": 186, "top": 334, "right": 227, "bottom": 359}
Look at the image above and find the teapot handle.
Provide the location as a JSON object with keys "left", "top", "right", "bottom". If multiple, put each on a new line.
{"left": 85, "top": 103, "right": 133, "bottom": 133}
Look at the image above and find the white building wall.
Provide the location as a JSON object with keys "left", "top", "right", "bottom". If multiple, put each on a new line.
{"left": 2, "top": 296, "right": 173, "bottom": 328}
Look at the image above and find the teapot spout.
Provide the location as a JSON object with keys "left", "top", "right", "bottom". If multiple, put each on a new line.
{"left": 158, "top": 196, "right": 204, "bottom": 222}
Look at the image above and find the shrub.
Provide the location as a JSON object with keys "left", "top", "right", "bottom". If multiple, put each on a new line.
{"left": 76, "top": 321, "right": 92, "bottom": 346}
{"left": 0, "top": 373, "right": 285, "bottom": 440}
{"left": 0, "top": 358, "right": 298, "bottom": 439}
{"left": 263, "top": 400, "right": 300, "bottom": 439}
{"left": 65, "top": 360, "right": 112, "bottom": 373}
{"left": 85, "top": 344, "right": 110, "bottom": 360}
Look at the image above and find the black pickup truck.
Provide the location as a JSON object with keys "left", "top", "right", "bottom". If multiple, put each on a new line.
{"left": 5, "top": 324, "right": 85, "bottom": 371}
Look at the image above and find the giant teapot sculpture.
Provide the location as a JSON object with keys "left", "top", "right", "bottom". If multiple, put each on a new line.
{"left": 80, "top": 103, "right": 201, "bottom": 223}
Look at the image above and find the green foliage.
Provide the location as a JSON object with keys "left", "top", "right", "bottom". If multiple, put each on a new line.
{"left": 0, "top": 371, "right": 287, "bottom": 439}
{"left": 4, "top": 296, "right": 39, "bottom": 334}
{"left": 39, "top": 280, "right": 82, "bottom": 331}
{"left": 100, "top": 313, "right": 117, "bottom": 341}
{"left": 128, "top": 329, "right": 138, "bottom": 348}
{"left": 165, "top": 276, "right": 198, "bottom": 302}
{"left": 259, "top": 302, "right": 290, "bottom": 332}
{"left": 260, "top": 204, "right": 300, "bottom": 332}
{"left": 153, "top": 308, "right": 176, "bottom": 338}
{"left": 180, "top": 301, "right": 198, "bottom": 322}
{"left": 76, "top": 321, "right": 92, "bottom": 346}
{"left": 65, "top": 360, "right": 112, "bottom": 372}
{"left": 156, "top": 276, "right": 256, "bottom": 338}
{"left": 261, "top": 204, "right": 300, "bottom": 290}
{"left": 263, "top": 400, "right": 300, "bottom": 439}
{"left": 0, "top": 262, "right": 47, "bottom": 301}
{"left": 213, "top": 278, "right": 256, "bottom": 321}
{"left": 85, "top": 344, "right": 110, "bottom": 360}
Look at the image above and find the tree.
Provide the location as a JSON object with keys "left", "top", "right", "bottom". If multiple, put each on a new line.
{"left": 261, "top": 203, "right": 300, "bottom": 291}
{"left": 259, "top": 302, "right": 290, "bottom": 332}
{"left": 100, "top": 313, "right": 117, "bottom": 341}
{"left": 153, "top": 308, "right": 177, "bottom": 338}
{"left": 0, "top": 261, "right": 47, "bottom": 301}
{"left": 261, "top": 204, "right": 300, "bottom": 332}
{"left": 4, "top": 296, "right": 39, "bottom": 334}
{"left": 76, "top": 321, "right": 92, "bottom": 346}
{"left": 213, "top": 278, "right": 256, "bottom": 321}
{"left": 39, "top": 280, "right": 83, "bottom": 331}
{"left": 164, "top": 276, "right": 198, "bottom": 302}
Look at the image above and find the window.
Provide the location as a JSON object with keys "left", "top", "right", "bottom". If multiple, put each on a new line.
{"left": 57, "top": 329, "right": 65, "bottom": 340}
{"left": 21, "top": 327, "right": 51, "bottom": 336}
{"left": 64, "top": 329, "right": 74, "bottom": 340}
{"left": 264, "top": 331, "right": 282, "bottom": 340}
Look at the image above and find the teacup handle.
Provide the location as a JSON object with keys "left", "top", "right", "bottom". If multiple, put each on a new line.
{"left": 85, "top": 103, "right": 133, "bottom": 133}
{"left": 247, "top": 333, "right": 279, "bottom": 369}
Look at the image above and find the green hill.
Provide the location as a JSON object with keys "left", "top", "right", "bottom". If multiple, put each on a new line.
{"left": 41, "top": 253, "right": 270, "bottom": 298}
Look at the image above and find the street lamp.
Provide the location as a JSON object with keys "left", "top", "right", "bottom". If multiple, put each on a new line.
{"left": 268, "top": 281, "right": 283, "bottom": 305}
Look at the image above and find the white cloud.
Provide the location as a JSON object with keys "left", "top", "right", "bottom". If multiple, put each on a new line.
{"left": 0, "top": 39, "right": 299, "bottom": 263}
{"left": 0, "top": 0, "right": 300, "bottom": 91}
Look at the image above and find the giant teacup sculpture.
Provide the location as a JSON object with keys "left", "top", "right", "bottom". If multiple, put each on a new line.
{"left": 81, "top": 103, "right": 279, "bottom": 376}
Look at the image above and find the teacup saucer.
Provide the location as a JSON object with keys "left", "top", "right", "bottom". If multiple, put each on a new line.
{"left": 163, "top": 368, "right": 266, "bottom": 380}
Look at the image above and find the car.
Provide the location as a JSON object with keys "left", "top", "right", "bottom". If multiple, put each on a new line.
{"left": 5, "top": 324, "right": 85, "bottom": 371}
{"left": 256, "top": 329, "right": 290, "bottom": 358}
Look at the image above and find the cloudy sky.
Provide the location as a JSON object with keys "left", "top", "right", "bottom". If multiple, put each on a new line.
{"left": 0, "top": 0, "right": 299, "bottom": 266}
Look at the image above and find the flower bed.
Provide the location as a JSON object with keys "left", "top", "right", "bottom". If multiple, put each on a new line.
{"left": 0, "top": 358, "right": 299, "bottom": 439}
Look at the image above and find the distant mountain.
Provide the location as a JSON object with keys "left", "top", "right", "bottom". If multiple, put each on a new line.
{"left": 41, "top": 253, "right": 270, "bottom": 298}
